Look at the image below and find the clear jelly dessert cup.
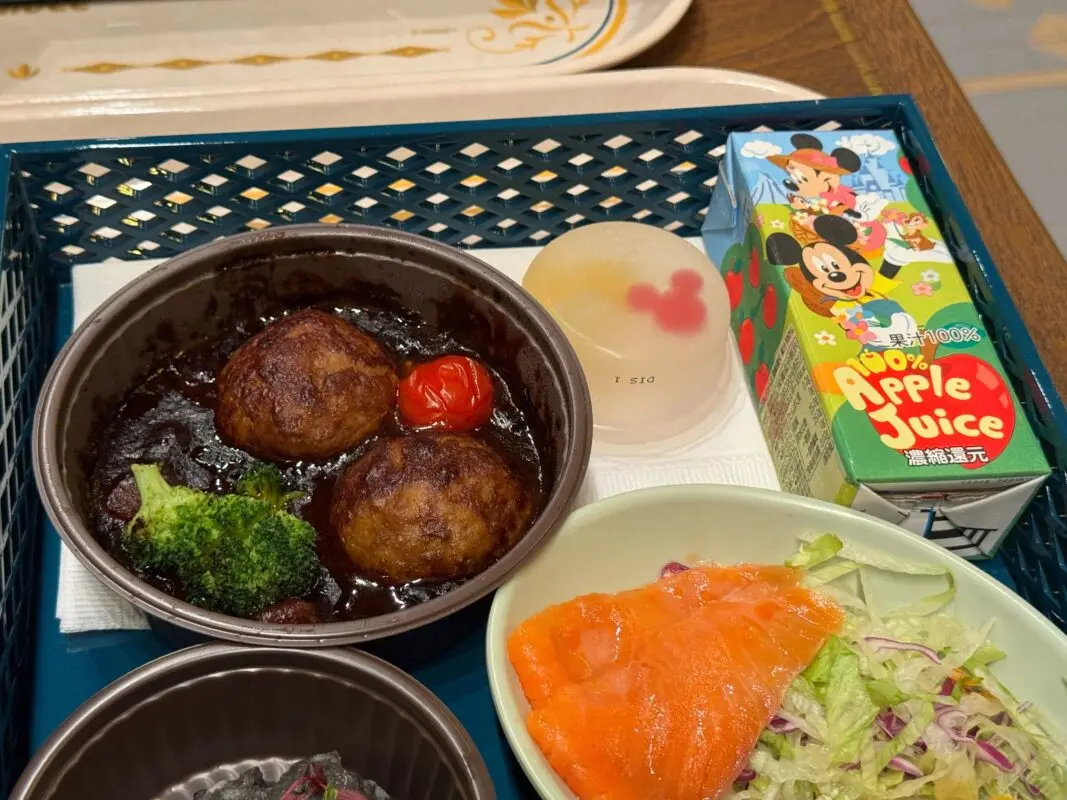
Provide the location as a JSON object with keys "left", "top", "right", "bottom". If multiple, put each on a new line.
{"left": 523, "top": 222, "right": 733, "bottom": 448}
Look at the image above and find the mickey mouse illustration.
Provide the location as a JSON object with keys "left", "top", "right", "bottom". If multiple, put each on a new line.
{"left": 767, "top": 215, "right": 922, "bottom": 353}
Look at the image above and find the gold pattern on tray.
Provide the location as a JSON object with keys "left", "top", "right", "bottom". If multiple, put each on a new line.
{"left": 6, "top": 64, "right": 39, "bottom": 80}
{"left": 469, "top": 0, "right": 593, "bottom": 54}
{"left": 64, "top": 46, "right": 447, "bottom": 76}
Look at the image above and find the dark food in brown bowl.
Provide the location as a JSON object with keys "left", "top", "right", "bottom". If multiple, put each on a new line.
{"left": 216, "top": 309, "right": 398, "bottom": 462}
{"left": 37, "top": 224, "right": 592, "bottom": 646}
{"left": 10, "top": 644, "right": 494, "bottom": 798}
{"left": 90, "top": 298, "right": 544, "bottom": 623}
{"left": 195, "top": 752, "right": 389, "bottom": 800}
{"left": 332, "top": 433, "right": 534, "bottom": 583}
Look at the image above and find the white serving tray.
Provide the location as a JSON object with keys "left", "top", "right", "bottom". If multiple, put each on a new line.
{"left": 0, "top": 66, "right": 820, "bottom": 143}
{"left": 0, "top": 0, "right": 689, "bottom": 123}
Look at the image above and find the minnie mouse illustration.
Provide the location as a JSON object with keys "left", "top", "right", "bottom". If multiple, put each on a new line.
{"left": 769, "top": 133, "right": 863, "bottom": 217}
{"left": 766, "top": 215, "right": 929, "bottom": 356}
{"left": 769, "top": 134, "right": 888, "bottom": 257}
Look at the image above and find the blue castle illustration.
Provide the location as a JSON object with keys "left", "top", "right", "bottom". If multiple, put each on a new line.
{"left": 848, "top": 152, "right": 908, "bottom": 201}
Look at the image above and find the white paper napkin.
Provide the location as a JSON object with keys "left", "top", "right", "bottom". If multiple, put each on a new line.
{"left": 60, "top": 258, "right": 162, "bottom": 632}
{"left": 58, "top": 241, "right": 778, "bottom": 633}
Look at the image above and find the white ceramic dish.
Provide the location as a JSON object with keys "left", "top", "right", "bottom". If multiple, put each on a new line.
{"left": 486, "top": 484, "right": 1067, "bottom": 800}
{"left": 0, "top": 0, "right": 689, "bottom": 114}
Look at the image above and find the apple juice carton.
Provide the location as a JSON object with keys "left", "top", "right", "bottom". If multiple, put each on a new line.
{"left": 701, "top": 130, "right": 1049, "bottom": 558}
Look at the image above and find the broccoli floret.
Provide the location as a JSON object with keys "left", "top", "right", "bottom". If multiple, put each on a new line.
{"left": 124, "top": 464, "right": 214, "bottom": 574}
{"left": 235, "top": 462, "right": 301, "bottom": 510}
{"left": 125, "top": 464, "right": 319, "bottom": 617}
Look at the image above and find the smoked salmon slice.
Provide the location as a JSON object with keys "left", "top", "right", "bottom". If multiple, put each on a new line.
{"left": 507, "top": 564, "right": 800, "bottom": 709}
{"left": 522, "top": 584, "right": 842, "bottom": 800}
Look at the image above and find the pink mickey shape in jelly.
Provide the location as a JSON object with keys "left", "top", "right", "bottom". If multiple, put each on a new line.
{"left": 625, "top": 283, "right": 661, "bottom": 312}
{"left": 670, "top": 268, "right": 704, "bottom": 295}
{"left": 625, "top": 268, "right": 707, "bottom": 335}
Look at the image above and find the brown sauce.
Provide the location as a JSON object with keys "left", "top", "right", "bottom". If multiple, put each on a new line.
{"left": 89, "top": 301, "right": 544, "bottom": 622}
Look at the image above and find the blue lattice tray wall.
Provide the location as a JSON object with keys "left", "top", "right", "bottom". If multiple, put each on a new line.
{"left": 1, "top": 95, "right": 1066, "bottom": 797}
{"left": 24, "top": 120, "right": 725, "bottom": 274}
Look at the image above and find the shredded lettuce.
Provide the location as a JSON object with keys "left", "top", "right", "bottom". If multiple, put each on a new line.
{"left": 802, "top": 635, "right": 849, "bottom": 689}
{"left": 964, "top": 642, "right": 1007, "bottom": 671}
{"left": 866, "top": 679, "right": 909, "bottom": 708}
{"left": 786, "top": 533, "right": 843, "bottom": 569}
{"left": 825, "top": 647, "right": 880, "bottom": 764}
{"left": 727, "top": 534, "right": 1067, "bottom": 800}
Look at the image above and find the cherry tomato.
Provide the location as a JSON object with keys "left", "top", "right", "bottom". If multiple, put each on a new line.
{"left": 397, "top": 355, "right": 495, "bottom": 432}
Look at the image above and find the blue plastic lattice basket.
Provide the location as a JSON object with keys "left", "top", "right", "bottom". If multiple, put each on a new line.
{"left": 1, "top": 94, "right": 1066, "bottom": 796}
{"left": 0, "top": 149, "right": 50, "bottom": 795}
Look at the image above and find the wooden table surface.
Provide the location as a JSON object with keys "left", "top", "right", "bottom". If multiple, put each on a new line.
{"left": 630, "top": 0, "right": 1067, "bottom": 402}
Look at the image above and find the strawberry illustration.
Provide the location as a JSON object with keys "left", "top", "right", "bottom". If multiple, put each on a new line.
{"left": 762, "top": 284, "right": 777, "bottom": 328}
{"left": 899, "top": 155, "right": 913, "bottom": 176}
{"left": 725, "top": 271, "right": 743, "bottom": 310}
{"left": 748, "top": 249, "right": 761, "bottom": 288}
{"left": 738, "top": 318, "right": 755, "bottom": 364}
{"left": 754, "top": 362, "right": 770, "bottom": 402}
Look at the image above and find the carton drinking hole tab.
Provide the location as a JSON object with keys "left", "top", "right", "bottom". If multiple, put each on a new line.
{"left": 523, "top": 222, "right": 731, "bottom": 447}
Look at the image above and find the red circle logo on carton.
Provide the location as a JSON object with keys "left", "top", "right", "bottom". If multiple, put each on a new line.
{"left": 833, "top": 352, "right": 1014, "bottom": 469}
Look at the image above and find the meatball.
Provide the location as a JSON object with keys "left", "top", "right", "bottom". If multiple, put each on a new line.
{"left": 216, "top": 309, "right": 397, "bottom": 461}
{"left": 331, "top": 433, "right": 534, "bottom": 582}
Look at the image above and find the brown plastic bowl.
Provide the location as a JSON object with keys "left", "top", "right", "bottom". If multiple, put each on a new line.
{"left": 33, "top": 223, "right": 591, "bottom": 646}
{"left": 10, "top": 644, "right": 494, "bottom": 799}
